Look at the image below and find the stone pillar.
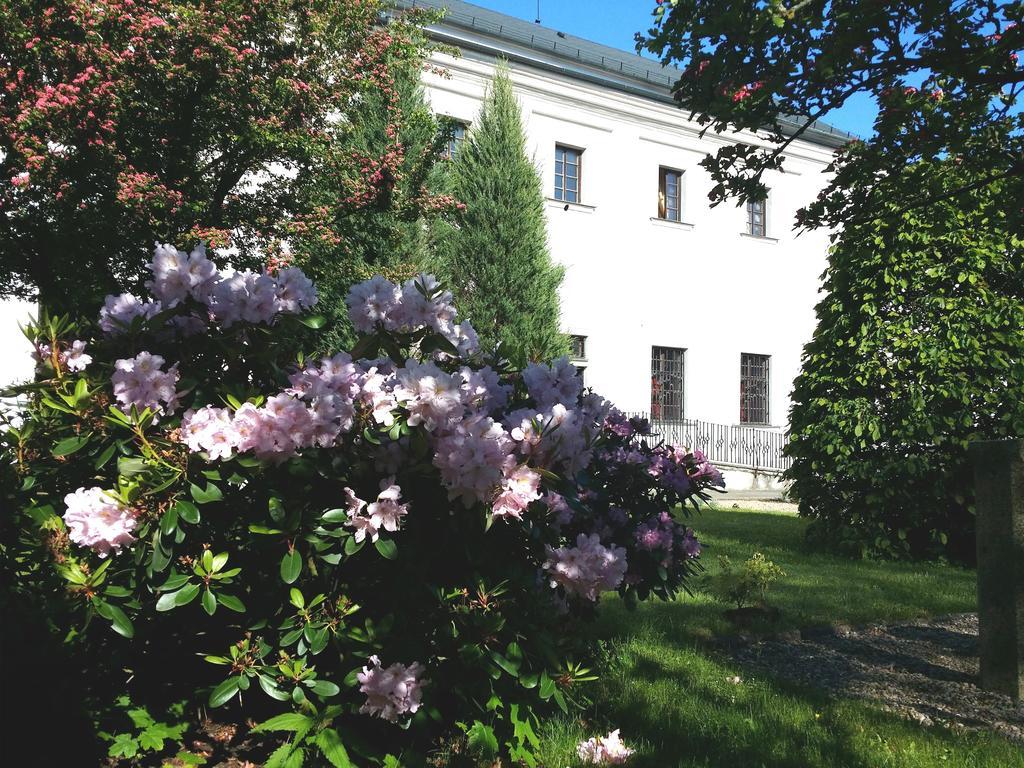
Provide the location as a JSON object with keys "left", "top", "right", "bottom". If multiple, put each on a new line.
{"left": 969, "top": 439, "right": 1024, "bottom": 700}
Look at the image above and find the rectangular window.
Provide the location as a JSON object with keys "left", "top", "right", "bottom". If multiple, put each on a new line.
{"left": 739, "top": 353, "right": 770, "bottom": 424}
{"left": 442, "top": 121, "right": 467, "bottom": 160}
{"left": 554, "top": 145, "right": 582, "bottom": 203}
{"left": 658, "top": 167, "right": 683, "bottom": 222}
{"left": 651, "top": 346, "right": 685, "bottom": 421}
{"left": 746, "top": 197, "right": 767, "bottom": 237}
{"left": 569, "top": 334, "right": 587, "bottom": 360}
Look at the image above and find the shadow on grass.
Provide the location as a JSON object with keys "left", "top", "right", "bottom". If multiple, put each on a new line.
{"left": 537, "top": 510, "right": 1021, "bottom": 768}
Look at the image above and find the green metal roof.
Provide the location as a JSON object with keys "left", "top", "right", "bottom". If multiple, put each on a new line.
{"left": 392, "top": 0, "right": 857, "bottom": 149}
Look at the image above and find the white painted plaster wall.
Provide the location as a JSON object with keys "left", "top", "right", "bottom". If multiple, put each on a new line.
{"left": 422, "top": 49, "right": 836, "bottom": 432}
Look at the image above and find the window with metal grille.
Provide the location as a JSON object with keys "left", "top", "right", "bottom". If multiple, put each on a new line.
{"left": 442, "top": 121, "right": 467, "bottom": 160}
{"left": 554, "top": 145, "right": 582, "bottom": 203}
{"left": 658, "top": 167, "right": 683, "bottom": 222}
{"left": 569, "top": 334, "right": 587, "bottom": 360}
{"left": 651, "top": 346, "right": 685, "bottom": 421}
{"left": 746, "top": 196, "right": 767, "bottom": 237}
{"left": 740, "top": 353, "right": 770, "bottom": 424}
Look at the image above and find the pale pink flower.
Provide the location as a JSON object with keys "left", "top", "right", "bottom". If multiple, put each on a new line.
{"left": 111, "top": 351, "right": 179, "bottom": 415}
{"left": 357, "top": 656, "right": 425, "bottom": 722}
{"left": 576, "top": 729, "right": 634, "bottom": 765}
{"left": 63, "top": 487, "right": 137, "bottom": 558}
{"left": 491, "top": 464, "right": 542, "bottom": 520}
{"left": 544, "top": 533, "right": 628, "bottom": 601}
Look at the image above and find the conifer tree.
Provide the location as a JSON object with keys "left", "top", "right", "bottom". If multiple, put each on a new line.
{"left": 436, "top": 64, "right": 567, "bottom": 366}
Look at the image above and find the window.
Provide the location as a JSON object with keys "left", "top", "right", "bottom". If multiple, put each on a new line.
{"left": 746, "top": 196, "right": 767, "bottom": 237}
{"left": 569, "top": 334, "right": 587, "bottom": 384}
{"left": 658, "top": 167, "right": 683, "bottom": 222}
{"left": 651, "top": 346, "right": 685, "bottom": 421}
{"left": 442, "top": 121, "right": 467, "bottom": 160}
{"left": 739, "top": 353, "right": 770, "bottom": 424}
{"left": 569, "top": 334, "right": 587, "bottom": 360}
{"left": 554, "top": 145, "right": 581, "bottom": 203}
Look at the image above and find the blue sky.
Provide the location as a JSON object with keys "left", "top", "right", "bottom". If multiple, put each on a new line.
{"left": 463, "top": 0, "right": 876, "bottom": 138}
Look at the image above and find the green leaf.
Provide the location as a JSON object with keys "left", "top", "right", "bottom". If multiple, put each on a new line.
{"left": 258, "top": 674, "right": 290, "bottom": 701}
{"left": 269, "top": 496, "right": 286, "bottom": 522}
{"left": 374, "top": 538, "right": 397, "bottom": 560}
{"left": 539, "top": 671, "right": 556, "bottom": 699}
{"left": 208, "top": 677, "right": 241, "bottom": 707}
{"left": 314, "top": 728, "right": 353, "bottom": 768}
{"left": 118, "top": 456, "right": 148, "bottom": 476}
{"left": 160, "top": 506, "right": 178, "bottom": 536}
{"left": 289, "top": 587, "right": 305, "bottom": 609}
{"left": 202, "top": 589, "right": 217, "bottom": 616}
{"left": 190, "top": 482, "right": 223, "bottom": 504}
{"left": 280, "top": 550, "right": 301, "bottom": 584}
{"left": 490, "top": 650, "right": 519, "bottom": 677}
{"left": 53, "top": 434, "right": 90, "bottom": 457}
{"left": 298, "top": 314, "right": 327, "bottom": 329}
{"left": 106, "top": 603, "right": 135, "bottom": 639}
{"left": 310, "top": 679, "right": 339, "bottom": 697}
{"left": 175, "top": 583, "right": 201, "bottom": 606}
{"left": 156, "top": 590, "right": 182, "bottom": 612}
{"left": 175, "top": 500, "right": 200, "bottom": 524}
{"left": 217, "top": 593, "right": 246, "bottom": 612}
{"left": 343, "top": 537, "right": 363, "bottom": 556}
{"left": 466, "top": 721, "right": 499, "bottom": 756}
{"left": 321, "top": 509, "right": 349, "bottom": 523}
{"left": 107, "top": 733, "right": 139, "bottom": 758}
{"left": 94, "top": 442, "right": 117, "bottom": 469}
{"left": 252, "top": 713, "right": 314, "bottom": 733}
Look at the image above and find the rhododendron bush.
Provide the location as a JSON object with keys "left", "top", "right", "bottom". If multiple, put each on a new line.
{"left": 2, "top": 244, "right": 722, "bottom": 765}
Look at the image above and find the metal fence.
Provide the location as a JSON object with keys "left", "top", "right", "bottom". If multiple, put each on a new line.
{"left": 628, "top": 414, "right": 792, "bottom": 473}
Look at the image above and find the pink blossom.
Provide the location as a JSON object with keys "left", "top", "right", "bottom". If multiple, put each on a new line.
{"left": 544, "top": 533, "right": 628, "bottom": 601}
{"left": 357, "top": 656, "right": 425, "bottom": 722}
{"left": 433, "top": 415, "right": 515, "bottom": 505}
{"left": 99, "top": 293, "right": 162, "bottom": 334}
{"left": 65, "top": 340, "right": 92, "bottom": 372}
{"left": 63, "top": 487, "right": 137, "bottom": 558}
{"left": 10, "top": 171, "right": 30, "bottom": 187}
{"left": 393, "top": 360, "right": 464, "bottom": 432}
{"left": 111, "top": 351, "right": 179, "bottom": 415}
{"left": 491, "top": 464, "right": 542, "bottom": 520}
{"left": 180, "top": 406, "right": 236, "bottom": 460}
{"left": 522, "top": 356, "right": 582, "bottom": 408}
{"left": 576, "top": 729, "right": 634, "bottom": 765}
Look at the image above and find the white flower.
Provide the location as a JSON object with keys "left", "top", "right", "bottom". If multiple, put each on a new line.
{"left": 357, "top": 656, "right": 425, "bottom": 722}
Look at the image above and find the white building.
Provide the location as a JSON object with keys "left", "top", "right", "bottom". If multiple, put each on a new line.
{"left": 403, "top": 0, "right": 851, "bottom": 478}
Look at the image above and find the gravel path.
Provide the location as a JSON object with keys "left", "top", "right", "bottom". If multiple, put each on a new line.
{"left": 727, "top": 613, "right": 1024, "bottom": 743}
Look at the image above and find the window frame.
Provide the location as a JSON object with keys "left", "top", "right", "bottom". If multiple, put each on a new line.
{"left": 554, "top": 144, "right": 583, "bottom": 204}
{"left": 569, "top": 334, "right": 587, "bottom": 361}
{"left": 651, "top": 346, "right": 686, "bottom": 422}
{"left": 441, "top": 120, "right": 468, "bottom": 160}
{"left": 739, "top": 352, "right": 771, "bottom": 425}
{"left": 746, "top": 195, "right": 768, "bottom": 237}
{"left": 658, "top": 167, "right": 684, "bottom": 222}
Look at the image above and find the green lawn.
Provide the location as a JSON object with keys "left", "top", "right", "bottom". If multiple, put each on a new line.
{"left": 536, "top": 508, "right": 1022, "bottom": 768}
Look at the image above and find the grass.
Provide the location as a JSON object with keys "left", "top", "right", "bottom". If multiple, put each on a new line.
{"left": 535, "top": 508, "right": 1022, "bottom": 768}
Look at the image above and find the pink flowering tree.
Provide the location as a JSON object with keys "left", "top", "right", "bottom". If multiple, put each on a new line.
{"left": 2, "top": 245, "right": 723, "bottom": 765}
{"left": 0, "top": 0, "right": 452, "bottom": 313}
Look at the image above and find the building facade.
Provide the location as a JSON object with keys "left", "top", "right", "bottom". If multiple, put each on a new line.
{"left": 405, "top": 0, "right": 850, "bottom": 448}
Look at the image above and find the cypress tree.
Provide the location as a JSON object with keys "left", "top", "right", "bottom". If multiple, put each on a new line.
{"left": 436, "top": 64, "right": 567, "bottom": 366}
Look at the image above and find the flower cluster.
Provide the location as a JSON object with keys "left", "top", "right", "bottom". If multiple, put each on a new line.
{"left": 62, "top": 487, "right": 137, "bottom": 558}
{"left": 33, "top": 339, "right": 92, "bottom": 372}
{"left": 100, "top": 242, "right": 317, "bottom": 335}
{"left": 635, "top": 512, "right": 701, "bottom": 568}
{"left": 111, "top": 352, "right": 179, "bottom": 415}
{"left": 576, "top": 729, "right": 635, "bottom": 765}
{"left": 357, "top": 656, "right": 425, "bottom": 722}
{"left": 544, "top": 534, "right": 629, "bottom": 601}
{"left": 343, "top": 480, "right": 410, "bottom": 543}
{"left": 345, "top": 273, "right": 477, "bottom": 356}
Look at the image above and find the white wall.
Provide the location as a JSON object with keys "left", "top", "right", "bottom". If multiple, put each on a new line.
{"left": 0, "top": 300, "right": 36, "bottom": 389}
{"left": 423, "top": 50, "right": 835, "bottom": 431}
